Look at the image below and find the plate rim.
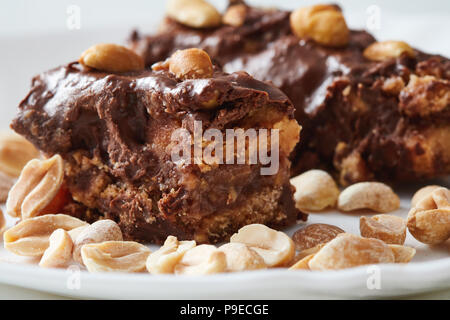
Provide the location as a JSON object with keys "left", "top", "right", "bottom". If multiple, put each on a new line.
{"left": 0, "top": 256, "right": 448, "bottom": 299}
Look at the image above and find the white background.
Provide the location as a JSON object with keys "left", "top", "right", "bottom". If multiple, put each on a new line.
{"left": 0, "top": 0, "right": 449, "bottom": 299}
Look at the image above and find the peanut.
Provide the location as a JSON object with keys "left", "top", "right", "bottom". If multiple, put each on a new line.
{"left": 169, "top": 48, "right": 214, "bottom": 80}
{"left": 290, "top": 170, "right": 340, "bottom": 211}
{"left": 73, "top": 219, "right": 123, "bottom": 265}
{"left": 3, "top": 214, "right": 88, "bottom": 256}
{"left": 79, "top": 43, "right": 144, "bottom": 73}
{"left": 382, "top": 76, "right": 405, "bottom": 95}
{"left": 81, "top": 241, "right": 151, "bottom": 273}
{"left": 39, "top": 229, "right": 73, "bottom": 268}
{"left": 399, "top": 75, "right": 450, "bottom": 117}
{"left": 338, "top": 182, "right": 400, "bottom": 213}
{"left": 411, "top": 185, "right": 441, "bottom": 207}
{"left": 290, "top": 5, "right": 349, "bottom": 47}
{"left": 67, "top": 225, "right": 89, "bottom": 243}
{"left": 273, "top": 117, "right": 302, "bottom": 156}
{"left": 223, "top": 4, "right": 247, "bottom": 27}
{"left": 167, "top": 0, "right": 222, "bottom": 29}
{"left": 6, "top": 155, "right": 64, "bottom": 219}
{"left": 230, "top": 224, "right": 295, "bottom": 267}
{"left": 146, "top": 236, "right": 196, "bottom": 274}
{"left": 363, "top": 41, "right": 415, "bottom": 61}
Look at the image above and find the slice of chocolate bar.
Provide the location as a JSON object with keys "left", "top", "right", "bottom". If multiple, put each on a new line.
{"left": 130, "top": 1, "right": 450, "bottom": 185}
{"left": 11, "top": 48, "right": 305, "bottom": 243}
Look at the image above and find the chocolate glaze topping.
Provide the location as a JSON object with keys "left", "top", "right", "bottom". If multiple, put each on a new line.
{"left": 13, "top": 62, "right": 293, "bottom": 160}
{"left": 11, "top": 62, "right": 304, "bottom": 242}
{"left": 130, "top": 4, "right": 450, "bottom": 183}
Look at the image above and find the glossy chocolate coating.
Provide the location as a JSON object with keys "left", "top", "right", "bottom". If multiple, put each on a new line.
{"left": 12, "top": 63, "right": 305, "bottom": 243}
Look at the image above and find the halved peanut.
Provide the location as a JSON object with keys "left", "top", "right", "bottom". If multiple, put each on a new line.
{"left": 174, "top": 244, "right": 227, "bottom": 275}
{"left": 218, "top": 243, "right": 266, "bottom": 272}
{"left": 230, "top": 224, "right": 295, "bottom": 267}
{"left": 146, "top": 236, "right": 196, "bottom": 274}
{"left": 292, "top": 223, "right": 344, "bottom": 251}
{"left": 39, "top": 229, "right": 73, "bottom": 268}
{"left": 169, "top": 48, "right": 214, "bottom": 80}
{"left": 81, "top": 241, "right": 151, "bottom": 273}
{"left": 363, "top": 41, "right": 415, "bottom": 61}
{"left": 308, "top": 233, "right": 395, "bottom": 270}
{"left": 167, "top": 0, "right": 222, "bottom": 29}
{"left": 290, "top": 170, "right": 340, "bottom": 211}
{"left": 0, "top": 131, "right": 39, "bottom": 178}
{"left": 408, "top": 208, "right": 450, "bottom": 245}
{"left": 290, "top": 5, "right": 349, "bottom": 47}
{"left": 79, "top": 43, "right": 144, "bottom": 73}
{"left": 360, "top": 214, "right": 406, "bottom": 245}
{"left": 223, "top": 4, "right": 247, "bottom": 27}
{"left": 388, "top": 244, "right": 416, "bottom": 263}
{"left": 407, "top": 187, "right": 450, "bottom": 245}
{"left": 3, "top": 214, "right": 88, "bottom": 256}
{"left": 6, "top": 155, "right": 64, "bottom": 219}
{"left": 73, "top": 219, "right": 123, "bottom": 265}
{"left": 338, "top": 182, "right": 400, "bottom": 213}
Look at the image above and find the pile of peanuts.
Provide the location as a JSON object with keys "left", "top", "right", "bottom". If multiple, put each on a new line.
{"left": 288, "top": 170, "right": 449, "bottom": 271}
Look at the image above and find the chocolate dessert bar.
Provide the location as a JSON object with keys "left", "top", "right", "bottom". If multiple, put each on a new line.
{"left": 130, "top": 1, "right": 450, "bottom": 185}
{"left": 11, "top": 48, "right": 305, "bottom": 243}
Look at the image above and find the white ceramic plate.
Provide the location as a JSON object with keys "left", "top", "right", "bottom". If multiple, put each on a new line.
{"left": 0, "top": 180, "right": 449, "bottom": 299}
{"left": 0, "top": 254, "right": 449, "bottom": 300}
{"left": 0, "top": 3, "right": 449, "bottom": 299}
